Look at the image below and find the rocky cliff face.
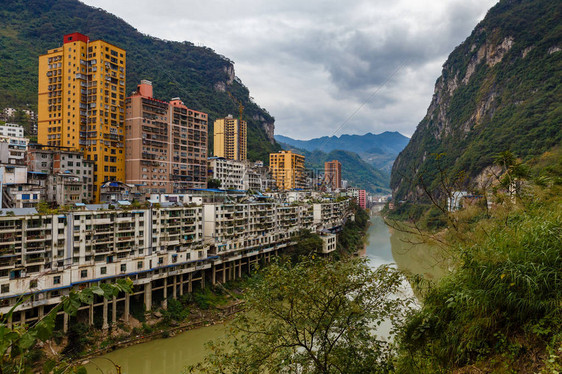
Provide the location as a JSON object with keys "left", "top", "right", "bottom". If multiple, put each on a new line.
{"left": 213, "top": 65, "right": 276, "bottom": 145}
{"left": 391, "top": 0, "right": 562, "bottom": 201}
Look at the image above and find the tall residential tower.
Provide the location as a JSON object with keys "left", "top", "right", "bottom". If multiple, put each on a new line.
{"left": 213, "top": 115, "right": 247, "bottom": 161}
{"left": 324, "top": 159, "right": 342, "bottom": 190}
{"left": 125, "top": 80, "right": 208, "bottom": 195}
{"left": 38, "top": 32, "right": 126, "bottom": 201}
{"left": 269, "top": 150, "right": 305, "bottom": 190}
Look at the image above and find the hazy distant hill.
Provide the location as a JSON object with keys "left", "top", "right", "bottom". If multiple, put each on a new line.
{"left": 275, "top": 132, "right": 409, "bottom": 172}
{"left": 0, "top": 0, "right": 281, "bottom": 161}
{"left": 278, "top": 143, "right": 390, "bottom": 193}
{"left": 391, "top": 0, "right": 562, "bottom": 201}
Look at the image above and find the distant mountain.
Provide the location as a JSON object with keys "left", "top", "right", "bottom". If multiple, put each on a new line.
{"left": 278, "top": 143, "right": 390, "bottom": 193}
{"left": 275, "top": 132, "right": 409, "bottom": 172}
{"left": 0, "top": 0, "right": 281, "bottom": 161}
{"left": 391, "top": 0, "right": 562, "bottom": 201}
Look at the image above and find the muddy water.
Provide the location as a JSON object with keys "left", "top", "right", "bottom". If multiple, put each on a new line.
{"left": 85, "top": 214, "right": 447, "bottom": 373}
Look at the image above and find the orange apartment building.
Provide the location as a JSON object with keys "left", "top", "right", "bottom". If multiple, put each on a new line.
{"left": 269, "top": 150, "right": 306, "bottom": 190}
{"left": 37, "top": 32, "right": 126, "bottom": 202}
{"left": 324, "top": 159, "right": 342, "bottom": 190}
{"left": 125, "top": 80, "right": 208, "bottom": 195}
{"left": 213, "top": 115, "right": 247, "bottom": 161}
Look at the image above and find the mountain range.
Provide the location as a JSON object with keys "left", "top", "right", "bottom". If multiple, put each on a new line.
{"left": 391, "top": 0, "right": 562, "bottom": 200}
{"left": 277, "top": 146, "right": 390, "bottom": 194}
{"left": 276, "top": 132, "right": 409, "bottom": 173}
{"left": 0, "top": 0, "right": 281, "bottom": 161}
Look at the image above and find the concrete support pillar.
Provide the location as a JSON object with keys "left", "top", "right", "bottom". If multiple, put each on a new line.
{"left": 20, "top": 311, "right": 26, "bottom": 326}
{"left": 7, "top": 313, "right": 12, "bottom": 329}
{"left": 201, "top": 270, "right": 205, "bottom": 289}
{"left": 38, "top": 306, "right": 44, "bottom": 320}
{"left": 212, "top": 265, "right": 216, "bottom": 285}
{"left": 179, "top": 274, "right": 184, "bottom": 296}
{"left": 88, "top": 304, "right": 94, "bottom": 326}
{"left": 238, "top": 259, "right": 242, "bottom": 278}
{"left": 222, "top": 263, "right": 226, "bottom": 283}
{"left": 102, "top": 298, "right": 109, "bottom": 330}
{"left": 124, "top": 293, "right": 130, "bottom": 322}
{"left": 111, "top": 296, "right": 117, "bottom": 325}
{"left": 188, "top": 273, "right": 193, "bottom": 293}
{"left": 173, "top": 275, "right": 177, "bottom": 299}
{"left": 162, "top": 277, "right": 168, "bottom": 309}
{"left": 144, "top": 282, "right": 152, "bottom": 311}
{"left": 63, "top": 312, "right": 69, "bottom": 333}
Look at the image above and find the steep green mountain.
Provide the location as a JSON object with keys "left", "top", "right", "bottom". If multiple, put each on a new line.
{"left": 0, "top": 0, "right": 281, "bottom": 161}
{"left": 279, "top": 143, "right": 390, "bottom": 193}
{"left": 391, "top": 0, "right": 562, "bottom": 200}
{"left": 276, "top": 132, "right": 409, "bottom": 172}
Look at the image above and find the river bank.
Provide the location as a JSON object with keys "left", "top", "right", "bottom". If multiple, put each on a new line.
{"left": 83, "top": 214, "right": 447, "bottom": 373}
{"left": 78, "top": 299, "right": 244, "bottom": 364}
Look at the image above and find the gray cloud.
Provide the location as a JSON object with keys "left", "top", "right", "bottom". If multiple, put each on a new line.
{"left": 82, "top": 0, "right": 497, "bottom": 139}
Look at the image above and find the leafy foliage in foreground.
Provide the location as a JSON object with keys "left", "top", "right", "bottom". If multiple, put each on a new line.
{"left": 0, "top": 278, "right": 133, "bottom": 373}
{"left": 187, "top": 258, "right": 410, "bottom": 374}
{"left": 396, "top": 185, "right": 562, "bottom": 372}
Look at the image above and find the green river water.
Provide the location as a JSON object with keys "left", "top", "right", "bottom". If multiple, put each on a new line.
{"left": 85, "top": 214, "right": 446, "bottom": 373}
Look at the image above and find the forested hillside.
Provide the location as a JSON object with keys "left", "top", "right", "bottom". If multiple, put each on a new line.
{"left": 278, "top": 143, "right": 390, "bottom": 193}
{"left": 0, "top": 0, "right": 281, "bottom": 161}
{"left": 391, "top": 0, "right": 562, "bottom": 200}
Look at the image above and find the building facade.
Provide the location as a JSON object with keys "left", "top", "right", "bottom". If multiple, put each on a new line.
{"left": 208, "top": 157, "right": 246, "bottom": 190}
{"left": 269, "top": 150, "right": 305, "bottom": 190}
{"left": 213, "top": 115, "right": 247, "bottom": 161}
{"left": 324, "top": 159, "right": 342, "bottom": 190}
{"left": 125, "top": 80, "right": 208, "bottom": 196}
{"left": 0, "top": 124, "right": 25, "bottom": 138}
{"left": 0, "top": 197, "right": 349, "bottom": 331}
{"left": 27, "top": 144, "right": 94, "bottom": 204}
{"left": 37, "top": 32, "right": 126, "bottom": 202}
{"left": 358, "top": 189, "right": 367, "bottom": 209}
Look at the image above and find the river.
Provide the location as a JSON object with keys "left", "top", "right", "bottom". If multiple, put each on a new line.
{"left": 85, "top": 214, "right": 446, "bottom": 373}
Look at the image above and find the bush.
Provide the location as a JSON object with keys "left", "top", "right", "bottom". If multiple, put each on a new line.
{"left": 130, "top": 299, "right": 146, "bottom": 322}
{"left": 142, "top": 323, "right": 153, "bottom": 334}
{"left": 397, "top": 196, "right": 562, "bottom": 371}
{"left": 62, "top": 322, "right": 90, "bottom": 357}
{"left": 162, "top": 298, "right": 189, "bottom": 323}
{"left": 192, "top": 288, "right": 227, "bottom": 310}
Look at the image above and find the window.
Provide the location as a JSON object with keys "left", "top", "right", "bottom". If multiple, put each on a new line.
{"left": 137, "top": 261, "right": 143, "bottom": 269}
{"left": 80, "top": 270, "right": 87, "bottom": 278}
{"left": 1, "top": 284, "right": 9, "bottom": 294}
{"left": 53, "top": 276, "right": 61, "bottom": 285}
{"left": 100, "top": 267, "right": 107, "bottom": 275}
{"left": 120, "top": 264, "right": 126, "bottom": 272}
{"left": 30, "top": 280, "right": 37, "bottom": 288}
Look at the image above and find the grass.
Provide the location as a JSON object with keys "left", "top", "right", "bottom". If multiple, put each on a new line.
{"left": 395, "top": 182, "right": 562, "bottom": 373}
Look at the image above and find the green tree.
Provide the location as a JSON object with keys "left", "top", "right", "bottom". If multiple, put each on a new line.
{"left": 0, "top": 278, "right": 133, "bottom": 373}
{"left": 285, "top": 230, "right": 324, "bottom": 262}
{"left": 187, "top": 258, "right": 410, "bottom": 374}
{"left": 207, "top": 178, "right": 222, "bottom": 189}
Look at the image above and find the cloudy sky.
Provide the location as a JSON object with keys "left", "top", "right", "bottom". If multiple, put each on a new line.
{"left": 82, "top": 0, "right": 497, "bottom": 139}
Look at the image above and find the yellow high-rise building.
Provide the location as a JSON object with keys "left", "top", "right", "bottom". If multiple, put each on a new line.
{"left": 213, "top": 115, "right": 247, "bottom": 161}
{"left": 38, "top": 32, "right": 126, "bottom": 202}
{"left": 269, "top": 150, "right": 306, "bottom": 190}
